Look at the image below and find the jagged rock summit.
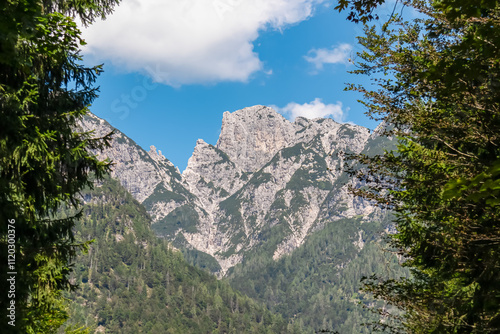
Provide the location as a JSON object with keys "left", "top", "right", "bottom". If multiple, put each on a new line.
{"left": 216, "top": 106, "right": 296, "bottom": 172}
{"left": 82, "top": 105, "right": 389, "bottom": 275}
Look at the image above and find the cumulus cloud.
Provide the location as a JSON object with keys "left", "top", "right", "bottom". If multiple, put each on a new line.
{"left": 80, "top": 0, "right": 323, "bottom": 85}
{"left": 304, "top": 43, "right": 352, "bottom": 70}
{"left": 273, "top": 98, "right": 347, "bottom": 122}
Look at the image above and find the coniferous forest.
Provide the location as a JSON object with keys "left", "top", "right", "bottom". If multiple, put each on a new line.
{"left": 61, "top": 178, "right": 301, "bottom": 334}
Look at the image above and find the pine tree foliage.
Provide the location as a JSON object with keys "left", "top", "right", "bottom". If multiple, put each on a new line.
{"left": 339, "top": 0, "right": 500, "bottom": 332}
{"left": 0, "top": 0, "right": 118, "bottom": 332}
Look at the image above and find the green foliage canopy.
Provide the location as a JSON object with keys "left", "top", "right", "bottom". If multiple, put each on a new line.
{"left": 0, "top": 0, "right": 118, "bottom": 332}
{"left": 341, "top": 0, "right": 500, "bottom": 332}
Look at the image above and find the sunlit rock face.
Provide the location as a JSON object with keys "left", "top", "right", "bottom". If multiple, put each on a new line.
{"left": 83, "top": 106, "right": 390, "bottom": 275}
{"left": 216, "top": 105, "right": 296, "bottom": 173}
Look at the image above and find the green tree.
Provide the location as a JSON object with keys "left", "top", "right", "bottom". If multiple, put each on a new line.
{"left": 0, "top": 0, "right": 118, "bottom": 332}
{"left": 339, "top": 0, "right": 500, "bottom": 332}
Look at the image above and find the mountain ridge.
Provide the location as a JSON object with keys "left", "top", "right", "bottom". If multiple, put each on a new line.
{"left": 81, "top": 105, "right": 386, "bottom": 275}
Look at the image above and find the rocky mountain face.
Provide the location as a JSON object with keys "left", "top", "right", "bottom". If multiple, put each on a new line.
{"left": 81, "top": 105, "right": 390, "bottom": 275}
{"left": 79, "top": 114, "right": 185, "bottom": 203}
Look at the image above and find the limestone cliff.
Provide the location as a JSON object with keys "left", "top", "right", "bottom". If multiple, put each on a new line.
{"left": 82, "top": 106, "right": 391, "bottom": 275}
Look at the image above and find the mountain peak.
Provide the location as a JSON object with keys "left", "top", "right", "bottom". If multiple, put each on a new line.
{"left": 148, "top": 145, "right": 166, "bottom": 162}
{"left": 216, "top": 105, "right": 295, "bottom": 172}
{"left": 221, "top": 105, "right": 276, "bottom": 118}
{"left": 195, "top": 138, "right": 208, "bottom": 146}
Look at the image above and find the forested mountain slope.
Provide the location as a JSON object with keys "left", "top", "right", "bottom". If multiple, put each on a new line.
{"left": 61, "top": 178, "right": 302, "bottom": 334}
{"left": 227, "top": 215, "right": 405, "bottom": 333}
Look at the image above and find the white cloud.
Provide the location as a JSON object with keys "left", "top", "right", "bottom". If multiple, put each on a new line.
{"left": 80, "top": 0, "right": 323, "bottom": 85}
{"left": 273, "top": 98, "right": 347, "bottom": 122}
{"left": 304, "top": 43, "right": 352, "bottom": 70}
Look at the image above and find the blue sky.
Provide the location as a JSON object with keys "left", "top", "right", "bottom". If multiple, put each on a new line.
{"left": 80, "top": 0, "right": 397, "bottom": 171}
